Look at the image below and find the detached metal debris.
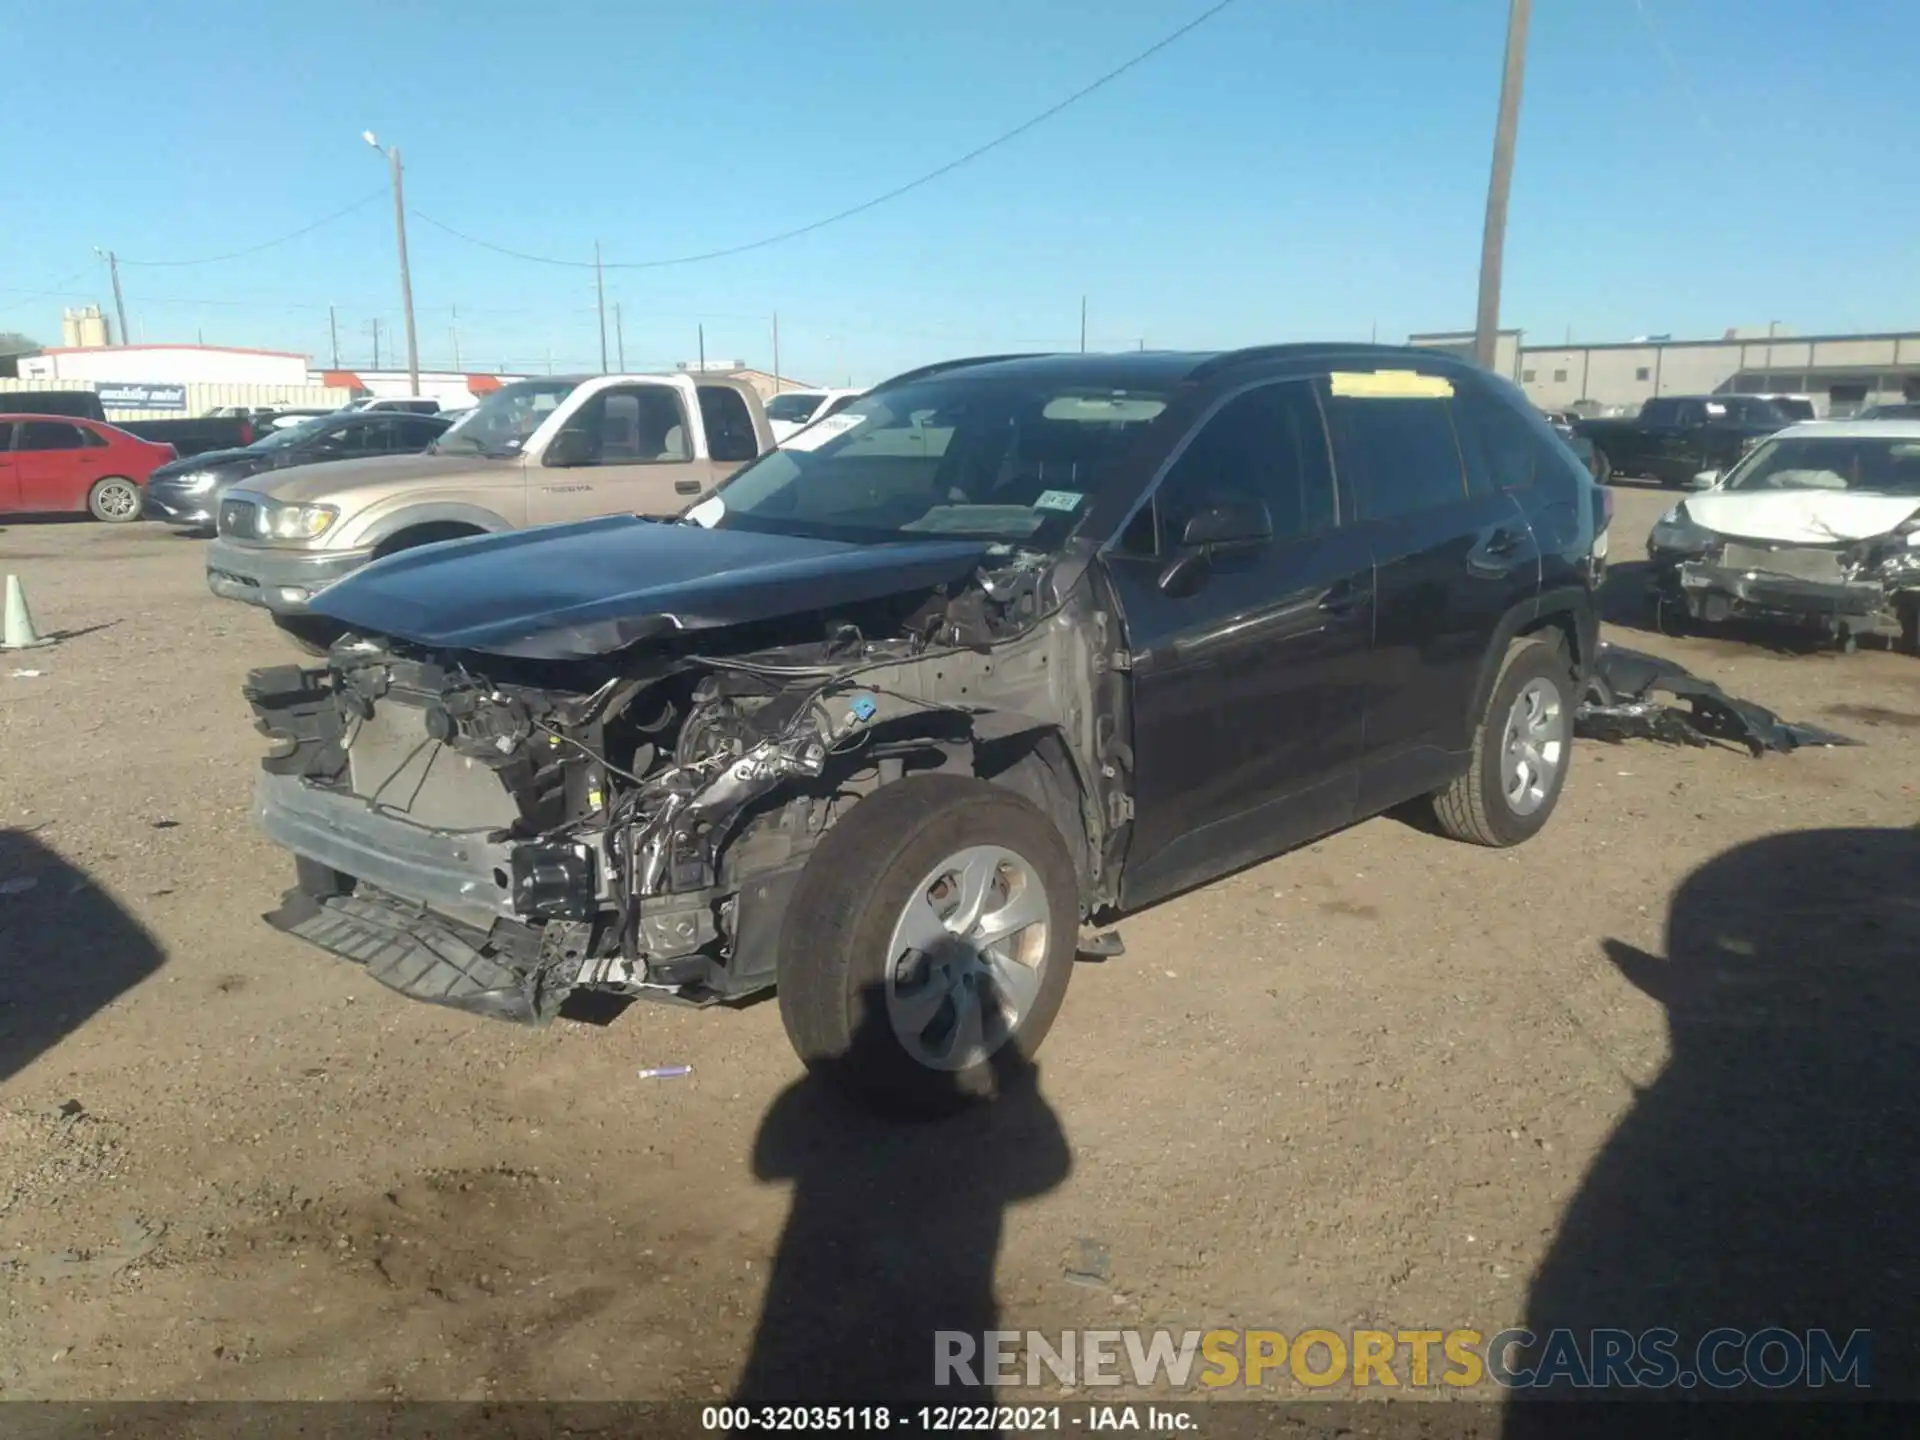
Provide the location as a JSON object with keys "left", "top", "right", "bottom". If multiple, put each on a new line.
{"left": 1575, "top": 644, "right": 1860, "bottom": 755}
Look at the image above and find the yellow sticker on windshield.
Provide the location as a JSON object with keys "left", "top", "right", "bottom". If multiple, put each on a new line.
{"left": 1329, "top": 369, "right": 1455, "bottom": 399}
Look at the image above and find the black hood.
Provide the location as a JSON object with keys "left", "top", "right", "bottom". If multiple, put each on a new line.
{"left": 309, "top": 515, "right": 996, "bottom": 660}
{"left": 149, "top": 446, "right": 268, "bottom": 480}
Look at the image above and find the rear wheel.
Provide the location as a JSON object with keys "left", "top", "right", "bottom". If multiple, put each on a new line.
{"left": 87, "top": 476, "right": 142, "bottom": 523}
{"left": 1431, "top": 635, "right": 1575, "bottom": 848}
{"left": 777, "top": 774, "right": 1079, "bottom": 1117}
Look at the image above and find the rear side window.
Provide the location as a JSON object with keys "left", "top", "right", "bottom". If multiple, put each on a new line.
{"left": 1459, "top": 382, "right": 1566, "bottom": 492}
{"left": 17, "top": 420, "right": 86, "bottom": 451}
{"left": 1321, "top": 386, "right": 1468, "bottom": 521}
{"left": 698, "top": 385, "right": 760, "bottom": 463}
{"left": 1123, "top": 380, "right": 1335, "bottom": 556}
{"left": 0, "top": 422, "right": 12, "bottom": 450}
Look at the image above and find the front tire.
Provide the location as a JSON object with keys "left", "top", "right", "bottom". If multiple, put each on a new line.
{"left": 87, "top": 476, "right": 143, "bottom": 523}
{"left": 1430, "top": 635, "right": 1575, "bottom": 848}
{"left": 777, "top": 774, "right": 1078, "bottom": 1118}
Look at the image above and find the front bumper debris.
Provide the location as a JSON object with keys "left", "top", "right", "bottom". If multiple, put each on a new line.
{"left": 207, "top": 538, "right": 376, "bottom": 614}
{"left": 1574, "top": 643, "right": 1859, "bottom": 755}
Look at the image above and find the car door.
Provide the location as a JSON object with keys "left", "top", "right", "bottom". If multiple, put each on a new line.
{"left": 530, "top": 380, "right": 718, "bottom": 524}
{"left": 1318, "top": 368, "right": 1541, "bottom": 814}
{"left": 0, "top": 423, "right": 18, "bottom": 510}
{"left": 12, "top": 419, "right": 99, "bottom": 512}
{"left": 1105, "top": 377, "right": 1375, "bottom": 910}
{"left": 1650, "top": 399, "right": 1707, "bottom": 484}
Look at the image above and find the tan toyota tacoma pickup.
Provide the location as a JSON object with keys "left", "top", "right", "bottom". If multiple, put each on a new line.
{"left": 205, "top": 372, "right": 774, "bottom": 650}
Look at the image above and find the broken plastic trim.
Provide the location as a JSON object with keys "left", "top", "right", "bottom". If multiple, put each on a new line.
{"left": 1574, "top": 644, "right": 1860, "bottom": 756}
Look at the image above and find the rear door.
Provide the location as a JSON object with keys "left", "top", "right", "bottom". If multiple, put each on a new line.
{"left": 530, "top": 379, "right": 718, "bottom": 523}
{"left": 0, "top": 423, "right": 18, "bottom": 510}
{"left": 1319, "top": 368, "right": 1540, "bottom": 813}
{"left": 13, "top": 419, "right": 100, "bottom": 511}
{"left": 1108, "top": 376, "right": 1374, "bottom": 908}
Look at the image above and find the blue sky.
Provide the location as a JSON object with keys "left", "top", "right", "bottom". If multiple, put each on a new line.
{"left": 2, "top": 0, "right": 1912, "bottom": 385}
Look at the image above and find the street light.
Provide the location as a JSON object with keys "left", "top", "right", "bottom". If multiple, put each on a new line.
{"left": 363, "top": 130, "right": 421, "bottom": 396}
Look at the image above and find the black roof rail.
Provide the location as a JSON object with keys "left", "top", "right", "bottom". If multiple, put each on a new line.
{"left": 864, "top": 353, "right": 1051, "bottom": 394}
{"left": 1187, "top": 341, "right": 1457, "bottom": 382}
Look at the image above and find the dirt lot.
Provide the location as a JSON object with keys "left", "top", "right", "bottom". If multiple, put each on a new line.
{"left": 2, "top": 484, "right": 1918, "bottom": 1408}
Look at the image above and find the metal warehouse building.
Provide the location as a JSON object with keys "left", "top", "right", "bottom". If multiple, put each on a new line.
{"left": 1410, "top": 327, "right": 1920, "bottom": 417}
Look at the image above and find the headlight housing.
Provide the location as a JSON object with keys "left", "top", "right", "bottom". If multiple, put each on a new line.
{"left": 260, "top": 502, "right": 339, "bottom": 541}
{"left": 1649, "top": 504, "right": 1716, "bottom": 556}
{"left": 172, "top": 470, "right": 217, "bottom": 493}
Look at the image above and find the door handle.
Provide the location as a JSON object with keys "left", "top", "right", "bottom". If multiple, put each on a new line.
{"left": 674, "top": 479, "right": 702, "bottom": 495}
{"left": 1318, "top": 579, "right": 1365, "bottom": 616}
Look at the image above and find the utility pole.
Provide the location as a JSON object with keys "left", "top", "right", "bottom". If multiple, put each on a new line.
{"left": 1079, "top": 296, "right": 1087, "bottom": 353}
{"left": 594, "top": 241, "right": 608, "bottom": 373}
{"left": 329, "top": 305, "right": 340, "bottom": 368}
{"left": 771, "top": 312, "right": 781, "bottom": 392}
{"left": 363, "top": 131, "right": 421, "bottom": 394}
{"left": 451, "top": 304, "right": 461, "bottom": 369}
{"left": 698, "top": 323, "right": 706, "bottom": 372}
{"left": 1473, "top": 0, "right": 1532, "bottom": 372}
{"left": 95, "top": 249, "right": 130, "bottom": 346}
{"left": 614, "top": 303, "right": 626, "bottom": 370}
{"left": 371, "top": 318, "right": 382, "bottom": 369}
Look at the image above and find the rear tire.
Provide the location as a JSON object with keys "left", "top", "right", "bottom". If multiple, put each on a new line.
{"left": 271, "top": 613, "right": 344, "bottom": 657}
{"left": 777, "top": 774, "right": 1079, "bottom": 1118}
{"left": 87, "top": 476, "right": 143, "bottom": 523}
{"left": 1430, "top": 635, "right": 1575, "bottom": 848}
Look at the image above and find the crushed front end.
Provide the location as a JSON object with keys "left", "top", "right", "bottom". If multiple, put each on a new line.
{"left": 1650, "top": 520, "right": 1920, "bottom": 644}
{"left": 241, "top": 558, "right": 1127, "bottom": 1025}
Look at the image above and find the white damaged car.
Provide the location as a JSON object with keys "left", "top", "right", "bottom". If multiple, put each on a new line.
{"left": 1645, "top": 420, "right": 1920, "bottom": 651}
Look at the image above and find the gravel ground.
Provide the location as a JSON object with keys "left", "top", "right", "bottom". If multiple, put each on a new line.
{"left": 1, "top": 486, "right": 1917, "bottom": 1407}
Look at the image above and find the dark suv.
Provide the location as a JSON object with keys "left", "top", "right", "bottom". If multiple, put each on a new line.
{"left": 242, "top": 344, "right": 1606, "bottom": 1114}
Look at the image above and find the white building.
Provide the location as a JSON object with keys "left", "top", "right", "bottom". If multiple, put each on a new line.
{"left": 19, "top": 342, "right": 313, "bottom": 387}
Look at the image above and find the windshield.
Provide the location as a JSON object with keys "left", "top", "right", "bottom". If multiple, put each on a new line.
{"left": 249, "top": 416, "right": 336, "bottom": 451}
{"left": 766, "top": 392, "right": 824, "bottom": 424}
{"left": 699, "top": 375, "right": 1171, "bottom": 547}
{"left": 432, "top": 379, "right": 579, "bottom": 457}
{"left": 1723, "top": 436, "right": 1920, "bottom": 496}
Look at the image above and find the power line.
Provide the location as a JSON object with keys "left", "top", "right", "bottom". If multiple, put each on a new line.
{"left": 116, "top": 188, "right": 388, "bottom": 267}
{"left": 411, "top": 0, "right": 1239, "bottom": 271}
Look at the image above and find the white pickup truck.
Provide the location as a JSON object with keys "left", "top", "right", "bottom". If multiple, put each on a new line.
{"left": 205, "top": 371, "right": 776, "bottom": 650}
{"left": 765, "top": 387, "right": 864, "bottom": 444}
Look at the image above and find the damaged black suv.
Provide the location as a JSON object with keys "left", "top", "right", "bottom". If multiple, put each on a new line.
{"left": 242, "top": 345, "right": 1606, "bottom": 1113}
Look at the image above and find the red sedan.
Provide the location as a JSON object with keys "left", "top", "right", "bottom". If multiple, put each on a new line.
{"left": 0, "top": 414, "right": 176, "bottom": 522}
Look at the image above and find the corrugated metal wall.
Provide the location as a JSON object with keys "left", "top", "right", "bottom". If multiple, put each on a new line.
{"left": 0, "top": 377, "right": 352, "bottom": 420}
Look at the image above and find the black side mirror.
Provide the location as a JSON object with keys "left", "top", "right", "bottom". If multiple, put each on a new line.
{"left": 1180, "top": 501, "right": 1273, "bottom": 549}
{"left": 1156, "top": 502, "right": 1273, "bottom": 595}
{"left": 545, "top": 429, "right": 594, "bottom": 468}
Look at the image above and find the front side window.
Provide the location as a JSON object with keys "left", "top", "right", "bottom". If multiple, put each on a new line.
{"left": 1322, "top": 383, "right": 1468, "bottom": 521}
{"left": 559, "top": 387, "right": 691, "bottom": 465}
{"left": 705, "top": 374, "right": 1171, "bottom": 547}
{"left": 1123, "top": 381, "right": 1335, "bottom": 556}
{"left": 17, "top": 421, "right": 85, "bottom": 451}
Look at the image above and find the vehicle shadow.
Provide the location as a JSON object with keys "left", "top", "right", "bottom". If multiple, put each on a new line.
{"left": 1504, "top": 825, "right": 1920, "bottom": 1422}
{"left": 733, "top": 983, "right": 1073, "bottom": 1406}
{"left": 0, "top": 828, "right": 167, "bottom": 1084}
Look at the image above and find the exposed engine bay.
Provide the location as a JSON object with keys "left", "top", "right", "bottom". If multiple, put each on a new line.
{"left": 243, "top": 556, "right": 1130, "bottom": 1023}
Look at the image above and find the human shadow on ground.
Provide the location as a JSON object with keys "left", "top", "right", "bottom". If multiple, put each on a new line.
{"left": 1506, "top": 824, "right": 1920, "bottom": 1426}
{"left": 0, "top": 827, "right": 167, "bottom": 1084}
{"left": 733, "top": 982, "right": 1073, "bottom": 1406}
